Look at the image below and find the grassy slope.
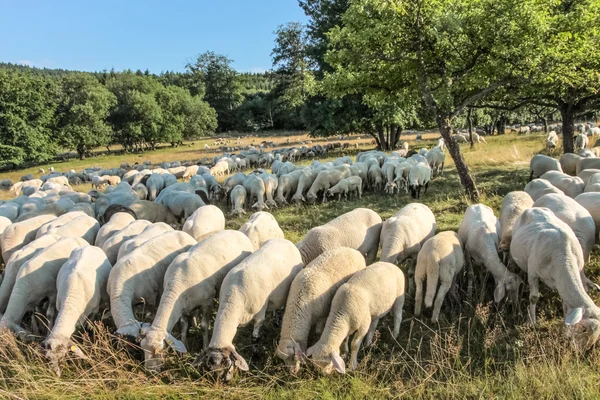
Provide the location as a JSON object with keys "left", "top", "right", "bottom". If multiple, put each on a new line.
{"left": 2, "top": 133, "right": 599, "bottom": 399}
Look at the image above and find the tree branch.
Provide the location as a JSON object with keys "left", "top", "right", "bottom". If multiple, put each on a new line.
{"left": 451, "top": 80, "right": 514, "bottom": 118}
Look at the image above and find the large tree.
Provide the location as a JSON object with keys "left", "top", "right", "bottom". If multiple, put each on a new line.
{"left": 325, "top": 0, "right": 547, "bottom": 201}
{"left": 55, "top": 73, "right": 117, "bottom": 159}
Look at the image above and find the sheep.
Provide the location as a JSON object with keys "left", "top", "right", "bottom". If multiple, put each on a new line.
{"left": 0, "top": 201, "right": 20, "bottom": 222}
{"left": 243, "top": 174, "right": 268, "bottom": 211}
{"left": 275, "top": 169, "right": 305, "bottom": 205}
{"left": 182, "top": 205, "right": 225, "bottom": 242}
{"left": 292, "top": 170, "right": 318, "bottom": 203}
{"left": 539, "top": 171, "right": 584, "bottom": 198}
{"left": 529, "top": 154, "right": 562, "bottom": 181}
{"left": 533, "top": 194, "right": 596, "bottom": 266}
{"left": 0, "top": 237, "right": 88, "bottom": 335}
{"left": 414, "top": 232, "right": 464, "bottom": 323}
{"left": 101, "top": 220, "right": 152, "bottom": 265}
{"left": 95, "top": 212, "right": 136, "bottom": 248}
{"left": 559, "top": 153, "right": 583, "bottom": 175}
{"left": 584, "top": 173, "right": 600, "bottom": 192}
{"left": 575, "top": 134, "right": 589, "bottom": 151}
{"left": 128, "top": 201, "right": 179, "bottom": 226}
{"left": 367, "top": 164, "right": 384, "bottom": 191}
{"left": 546, "top": 131, "right": 559, "bottom": 150}
{"left": 116, "top": 223, "right": 174, "bottom": 262}
{"left": 426, "top": 148, "right": 446, "bottom": 177}
{"left": 1, "top": 214, "right": 57, "bottom": 264}
{"left": 230, "top": 185, "right": 247, "bottom": 217}
{"left": 160, "top": 192, "right": 206, "bottom": 221}
{"left": 199, "top": 239, "right": 303, "bottom": 380}
{"left": 498, "top": 191, "right": 534, "bottom": 260}
{"left": 575, "top": 193, "right": 600, "bottom": 238}
{"left": 305, "top": 168, "right": 351, "bottom": 204}
{"left": 35, "top": 211, "right": 87, "bottom": 239}
{"left": 69, "top": 203, "right": 95, "bottom": 218}
{"left": 324, "top": 178, "right": 350, "bottom": 201}
{"left": 510, "top": 208, "right": 600, "bottom": 349}
{"left": 380, "top": 203, "right": 436, "bottom": 293}
{"left": 296, "top": 208, "right": 382, "bottom": 265}
{"left": 306, "top": 262, "right": 405, "bottom": 374}
{"left": 145, "top": 174, "right": 165, "bottom": 201}
{"left": 0, "top": 234, "right": 61, "bottom": 317}
{"left": 222, "top": 172, "right": 247, "bottom": 198}
{"left": 259, "top": 172, "right": 279, "bottom": 208}
{"left": 524, "top": 178, "right": 565, "bottom": 201}
{"left": 140, "top": 231, "right": 254, "bottom": 371}
{"left": 458, "top": 204, "right": 522, "bottom": 303}
{"left": 239, "top": 212, "right": 284, "bottom": 251}
{"left": 46, "top": 215, "right": 100, "bottom": 245}
{"left": 409, "top": 163, "right": 431, "bottom": 199}
{"left": 576, "top": 158, "right": 600, "bottom": 176}
{"left": 276, "top": 247, "right": 367, "bottom": 373}
{"left": 43, "top": 246, "right": 112, "bottom": 375}
{"left": 107, "top": 231, "right": 196, "bottom": 338}
{"left": 578, "top": 169, "right": 600, "bottom": 186}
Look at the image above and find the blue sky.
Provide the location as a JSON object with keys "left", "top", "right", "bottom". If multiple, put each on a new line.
{"left": 0, "top": 0, "right": 308, "bottom": 73}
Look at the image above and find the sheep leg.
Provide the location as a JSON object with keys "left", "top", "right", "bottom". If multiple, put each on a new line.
{"left": 341, "top": 336, "right": 350, "bottom": 355}
{"left": 46, "top": 297, "right": 57, "bottom": 330}
{"left": 407, "top": 259, "right": 417, "bottom": 298}
{"left": 414, "top": 275, "right": 424, "bottom": 318}
{"left": 364, "top": 318, "right": 380, "bottom": 347}
{"left": 349, "top": 327, "right": 368, "bottom": 371}
{"left": 252, "top": 301, "right": 269, "bottom": 339}
{"left": 179, "top": 316, "right": 189, "bottom": 347}
{"left": 392, "top": 295, "right": 405, "bottom": 339}
{"left": 365, "top": 246, "right": 378, "bottom": 265}
{"left": 200, "top": 303, "right": 212, "bottom": 350}
{"left": 31, "top": 308, "right": 41, "bottom": 336}
{"left": 464, "top": 249, "right": 474, "bottom": 300}
{"left": 528, "top": 275, "right": 540, "bottom": 325}
{"left": 315, "top": 318, "right": 326, "bottom": 336}
{"left": 432, "top": 279, "right": 451, "bottom": 324}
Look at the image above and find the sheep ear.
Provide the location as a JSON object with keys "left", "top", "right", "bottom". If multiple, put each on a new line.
{"left": 565, "top": 307, "right": 584, "bottom": 326}
{"left": 165, "top": 334, "right": 187, "bottom": 353}
{"left": 331, "top": 352, "right": 346, "bottom": 374}
{"left": 493, "top": 283, "right": 506, "bottom": 303}
{"left": 231, "top": 349, "right": 249, "bottom": 371}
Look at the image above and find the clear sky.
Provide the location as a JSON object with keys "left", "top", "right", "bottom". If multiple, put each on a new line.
{"left": 0, "top": 0, "right": 308, "bottom": 73}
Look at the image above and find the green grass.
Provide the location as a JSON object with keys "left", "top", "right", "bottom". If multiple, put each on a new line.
{"left": 2, "top": 132, "right": 599, "bottom": 399}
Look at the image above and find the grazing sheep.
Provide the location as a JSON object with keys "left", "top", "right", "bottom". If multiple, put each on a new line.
{"left": 498, "top": 191, "right": 534, "bottom": 259}
{"left": 230, "top": 185, "right": 247, "bottom": 217}
{"left": 546, "top": 131, "right": 558, "bottom": 150}
{"left": 414, "top": 232, "right": 464, "bottom": 323}
{"left": 116, "top": 223, "right": 174, "bottom": 262}
{"left": 529, "top": 155, "right": 562, "bottom": 181}
{"left": 0, "top": 237, "right": 88, "bottom": 334}
{"left": 160, "top": 191, "right": 206, "bottom": 221}
{"left": 560, "top": 153, "right": 583, "bottom": 176}
{"left": 426, "top": 148, "right": 446, "bottom": 177}
{"left": 243, "top": 174, "right": 268, "bottom": 211}
{"left": 276, "top": 247, "right": 366, "bottom": 373}
{"left": 575, "top": 134, "right": 589, "bottom": 151}
{"left": 367, "top": 164, "right": 384, "bottom": 191}
{"left": 43, "top": 246, "right": 112, "bottom": 375}
{"left": 200, "top": 239, "right": 303, "bottom": 380}
{"left": 305, "top": 168, "right": 351, "bottom": 204}
{"left": 275, "top": 170, "right": 304, "bottom": 205}
{"left": 101, "top": 220, "right": 152, "bottom": 265}
{"left": 128, "top": 201, "right": 179, "bottom": 226}
{"left": 94, "top": 212, "right": 136, "bottom": 248}
{"left": 539, "top": 171, "right": 584, "bottom": 198}
{"left": 140, "top": 231, "right": 254, "bottom": 371}
{"left": 576, "top": 158, "right": 600, "bottom": 176}
{"left": 145, "top": 174, "right": 165, "bottom": 201}
{"left": 578, "top": 169, "right": 600, "bottom": 186}
{"left": 575, "top": 193, "right": 600, "bottom": 239}
{"left": 259, "top": 172, "right": 279, "bottom": 208}
{"left": 306, "top": 262, "right": 405, "bottom": 374}
{"left": 0, "top": 200, "right": 20, "bottom": 222}
{"left": 182, "top": 205, "right": 225, "bottom": 242}
{"left": 46, "top": 215, "right": 100, "bottom": 245}
{"left": 292, "top": 170, "right": 318, "bottom": 203}
{"left": 107, "top": 231, "right": 196, "bottom": 338}
{"left": 510, "top": 208, "right": 600, "bottom": 350}
{"left": 458, "top": 204, "right": 522, "bottom": 303}
{"left": 296, "top": 208, "right": 382, "bottom": 265}
{"left": 524, "top": 178, "right": 565, "bottom": 201}
{"left": 1, "top": 214, "right": 57, "bottom": 264}
{"left": 239, "top": 212, "right": 284, "bottom": 251}
{"left": 409, "top": 163, "right": 431, "bottom": 199}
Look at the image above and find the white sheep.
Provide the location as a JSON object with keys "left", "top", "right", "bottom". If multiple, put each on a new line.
{"left": 576, "top": 158, "right": 600, "bottom": 176}
{"left": 239, "top": 212, "right": 284, "bottom": 251}
{"left": 524, "top": 178, "right": 565, "bottom": 201}
{"left": 291, "top": 170, "right": 318, "bottom": 203}
{"left": 306, "top": 262, "right": 405, "bottom": 374}
{"left": 101, "top": 220, "right": 152, "bottom": 265}
{"left": 0, "top": 237, "right": 88, "bottom": 335}
{"left": 510, "top": 208, "right": 600, "bottom": 349}
{"left": 182, "top": 205, "right": 225, "bottom": 242}
{"left": 305, "top": 168, "right": 351, "bottom": 204}
{"left": 529, "top": 154, "right": 562, "bottom": 181}
{"left": 559, "top": 153, "right": 583, "bottom": 176}
{"left": 576, "top": 134, "right": 589, "bottom": 151}
{"left": 539, "top": 171, "right": 584, "bottom": 198}
{"left": 414, "top": 232, "right": 464, "bottom": 323}
{"left": 107, "top": 231, "right": 196, "bottom": 338}
{"left": 367, "top": 164, "right": 384, "bottom": 191}
{"left": 575, "top": 192, "right": 600, "bottom": 238}
{"left": 259, "top": 172, "right": 279, "bottom": 208}
{"left": 275, "top": 169, "right": 305, "bottom": 205}
{"left": 296, "top": 208, "right": 382, "bottom": 265}
{"left": 46, "top": 215, "right": 100, "bottom": 244}
{"left": 140, "top": 231, "right": 254, "bottom": 371}
{"left": 200, "top": 239, "right": 303, "bottom": 380}
{"left": 230, "top": 185, "right": 247, "bottom": 217}
{"left": 1, "top": 214, "right": 57, "bottom": 264}
{"left": 426, "top": 148, "right": 446, "bottom": 177}
{"left": 458, "top": 204, "right": 522, "bottom": 303}
{"left": 498, "top": 191, "right": 534, "bottom": 258}
{"left": 94, "top": 212, "right": 136, "bottom": 248}
{"left": 128, "top": 201, "right": 179, "bottom": 226}
{"left": 408, "top": 162, "right": 431, "bottom": 199}
{"left": 116, "top": 222, "right": 174, "bottom": 262}
{"left": 243, "top": 174, "right": 268, "bottom": 211}
{"left": 43, "top": 246, "right": 112, "bottom": 375}
{"left": 276, "top": 247, "right": 366, "bottom": 373}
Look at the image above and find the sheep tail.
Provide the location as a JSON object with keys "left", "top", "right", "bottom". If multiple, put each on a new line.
{"left": 424, "top": 261, "right": 439, "bottom": 309}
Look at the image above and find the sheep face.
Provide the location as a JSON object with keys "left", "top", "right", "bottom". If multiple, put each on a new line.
{"left": 140, "top": 330, "right": 167, "bottom": 371}
{"left": 495, "top": 273, "right": 523, "bottom": 304}
{"left": 201, "top": 346, "right": 248, "bottom": 381}
{"left": 276, "top": 339, "right": 304, "bottom": 373}
{"left": 571, "top": 318, "right": 600, "bottom": 350}
{"left": 306, "top": 344, "right": 345, "bottom": 374}
{"left": 42, "top": 336, "right": 87, "bottom": 376}
{"left": 292, "top": 194, "right": 305, "bottom": 203}
{"left": 306, "top": 192, "right": 318, "bottom": 204}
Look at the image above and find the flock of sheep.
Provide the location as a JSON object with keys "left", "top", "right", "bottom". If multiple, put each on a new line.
{"left": 1, "top": 131, "right": 600, "bottom": 381}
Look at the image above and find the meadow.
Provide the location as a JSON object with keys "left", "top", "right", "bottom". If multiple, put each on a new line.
{"left": 1, "top": 132, "right": 599, "bottom": 399}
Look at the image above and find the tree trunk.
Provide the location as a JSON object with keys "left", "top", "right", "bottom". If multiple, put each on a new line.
{"left": 390, "top": 125, "right": 401, "bottom": 149}
{"left": 77, "top": 144, "right": 86, "bottom": 160}
{"left": 560, "top": 106, "right": 575, "bottom": 154}
{"left": 377, "top": 126, "right": 386, "bottom": 151}
{"left": 541, "top": 117, "right": 548, "bottom": 133}
{"left": 370, "top": 132, "right": 382, "bottom": 150}
{"left": 467, "top": 108, "right": 474, "bottom": 149}
{"left": 440, "top": 117, "right": 480, "bottom": 202}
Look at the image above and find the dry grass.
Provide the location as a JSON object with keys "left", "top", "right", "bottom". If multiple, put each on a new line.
{"left": 2, "top": 132, "right": 599, "bottom": 399}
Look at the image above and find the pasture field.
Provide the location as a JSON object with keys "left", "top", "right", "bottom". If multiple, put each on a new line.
{"left": 1, "top": 132, "right": 600, "bottom": 399}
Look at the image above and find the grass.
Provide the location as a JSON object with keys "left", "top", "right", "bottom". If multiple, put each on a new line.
{"left": 1, "top": 132, "right": 599, "bottom": 399}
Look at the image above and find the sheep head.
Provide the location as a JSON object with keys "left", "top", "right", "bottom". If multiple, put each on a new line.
{"left": 42, "top": 335, "right": 88, "bottom": 377}
{"left": 276, "top": 339, "right": 305, "bottom": 374}
{"left": 140, "top": 327, "right": 187, "bottom": 372}
{"left": 306, "top": 344, "right": 345, "bottom": 375}
{"left": 196, "top": 346, "right": 248, "bottom": 381}
{"left": 494, "top": 273, "right": 523, "bottom": 304}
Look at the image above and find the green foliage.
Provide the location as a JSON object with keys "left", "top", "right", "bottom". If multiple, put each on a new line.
{"left": 0, "top": 145, "right": 26, "bottom": 169}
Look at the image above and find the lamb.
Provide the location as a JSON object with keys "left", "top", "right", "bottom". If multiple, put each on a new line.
{"left": 296, "top": 208, "right": 382, "bottom": 265}
{"left": 140, "top": 231, "right": 254, "bottom": 371}
{"left": 276, "top": 247, "right": 366, "bottom": 373}
{"left": 275, "top": 169, "right": 305, "bottom": 205}
{"left": 305, "top": 168, "right": 351, "bottom": 204}
{"left": 292, "top": 169, "right": 318, "bottom": 203}
{"left": 239, "top": 212, "right": 285, "bottom": 251}
{"left": 107, "top": 231, "right": 196, "bottom": 338}
{"left": 575, "top": 193, "right": 600, "bottom": 238}
{"left": 199, "top": 239, "right": 303, "bottom": 380}
{"left": 0, "top": 234, "right": 61, "bottom": 317}
{"left": 409, "top": 163, "right": 431, "bottom": 199}
{"left": 539, "top": 171, "right": 584, "bottom": 198}
{"left": 230, "top": 185, "right": 247, "bottom": 217}
{"left": 1, "top": 214, "right": 57, "bottom": 264}
{"left": 116, "top": 222, "right": 174, "bottom": 262}
{"left": 414, "top": 232, "right": 464, "bottom": 323}
{"left": 559, "top": 153, "right": 583, "bottom": 176}
{"left": 524, "top": 178, "right": 565, "bottom": 201}
{"left": 43, "top": 246, "right": 112, "bottom": 375}
{"left": 0, "top": 237, "right": 88, "bottom": 335}
{"left": 128, "top": 201, "right": 179, "bottom": 226}
{"left": 324, "top": 178, "right": 350, "bottom": 201}
{"left": 46, "top": 215, "right": 100, "bottom": 244}
{"left": 458, "top": 204, "right": 522, "bottom": 303}
{"left": 529, "top": 154, "right": 562, "bottom": 181}
{"left": 101, "top": 220, "right": 152, "bottom": 265}
{"left": 510, "top": 208, "right": 600, "bottom": 350}
{"left": 498, "top": 191, "right": 534, "bottom": 260}
{"left": 306, "top": 262, "right": 405, "bottom": 374}
{"left": 533, "top": 194, "right": 596, "bottom": 265}
{"left": 94, "top": 212, "right": 136, "bottom": 248}
{"left": 182, "top": 205, "right": 225, "bottom": 242}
